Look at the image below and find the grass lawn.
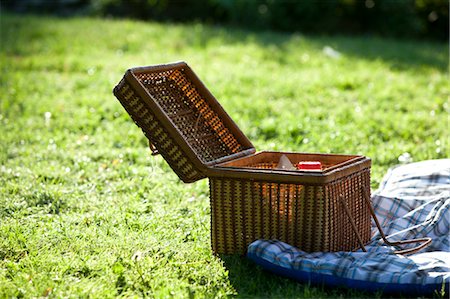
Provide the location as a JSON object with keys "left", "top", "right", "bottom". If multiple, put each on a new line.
{"left": 0, "top": 13, "right": 448, "bottom": 298}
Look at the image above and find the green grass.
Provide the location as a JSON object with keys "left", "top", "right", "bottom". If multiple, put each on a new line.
{"left": 0, "top": 13, "right": 448, "bottom": 298}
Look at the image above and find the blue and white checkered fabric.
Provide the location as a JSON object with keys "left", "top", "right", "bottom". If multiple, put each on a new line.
{"left": 248, "top": 159, "right": 450, "bottom": 289}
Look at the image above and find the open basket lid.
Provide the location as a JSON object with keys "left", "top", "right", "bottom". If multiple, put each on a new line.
{"left": 113, "top": 61, "right": 255, "bottom": 183}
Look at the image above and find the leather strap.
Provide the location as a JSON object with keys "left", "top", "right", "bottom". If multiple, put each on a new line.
{"left": 339, "top": 187, "right": 432, "bottom": 255}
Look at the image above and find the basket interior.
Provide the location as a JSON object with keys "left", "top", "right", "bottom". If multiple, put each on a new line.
{"left": 217, "top": 151, "right": 363, "bottom": 172}
{"left": 133, "top": 67, "right": 252, "bottom": 164}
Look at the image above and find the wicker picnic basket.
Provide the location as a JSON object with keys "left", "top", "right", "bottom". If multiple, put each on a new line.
{"left": 113, "top": 62, "right": 431, "bottom": 255}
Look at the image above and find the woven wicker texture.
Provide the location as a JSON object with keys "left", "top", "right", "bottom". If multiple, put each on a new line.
{"left": 135, "top": 68, "right": 247, "bottom": 164}
{"left": 114, "top": 62, "right": 254, "bottom": 182}
{"left": 210, "top": 168, "right": 371, "bottom": 255}
{"left": 114, "top": 77, "right": 204, "bottom": 183}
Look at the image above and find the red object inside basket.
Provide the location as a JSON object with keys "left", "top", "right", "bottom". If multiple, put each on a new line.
{"left": 297, "top": 161, "right": 322, "bottom": 170}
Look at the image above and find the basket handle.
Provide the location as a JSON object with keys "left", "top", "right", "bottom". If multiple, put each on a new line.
{"left": 148, "top": 140, "right": 159, "bottom": 156}
{"left": 338, "top": 187, "right": 432, "bottom": 255}
{"left": 361, "top": 187, "right": 432, "bottom": 255}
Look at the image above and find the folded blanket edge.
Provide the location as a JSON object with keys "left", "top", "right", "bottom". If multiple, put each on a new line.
{"left": 247, "top": 251, "right": 449, "bottom": 296}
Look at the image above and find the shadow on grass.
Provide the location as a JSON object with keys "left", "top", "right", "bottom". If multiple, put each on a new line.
{"left": 3, "top": 12, "right": 447, "bottom": 72}
{"left": 167, "top": 22, "right": 448, "bottom": 72}
{"left": 220, "top": 255, "right": 376, "bottom": 299}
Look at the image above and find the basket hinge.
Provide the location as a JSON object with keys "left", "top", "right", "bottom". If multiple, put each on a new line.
{"left": 149, "top": 140, "right": 159, "bottom": 156}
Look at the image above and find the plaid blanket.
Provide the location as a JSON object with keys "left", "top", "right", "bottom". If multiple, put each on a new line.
{"left": 247, "top": 159, "right": 450, "bottom": 294}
